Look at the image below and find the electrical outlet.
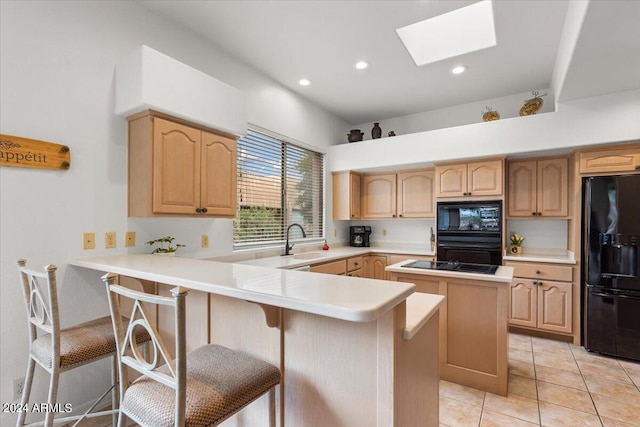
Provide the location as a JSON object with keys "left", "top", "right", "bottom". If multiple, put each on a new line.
{"left": 201, "top": 235, "right": 209, "bottom": 248}
{"left": 83, "top": 232, "right": 95, "bottom": 250}
{"left": 334, "top": 229, "right": 337, "bottom": 237}
{"left": 13, "top": 377, "right": 25, "bottom": 400}
{"left": 125, "top": 231, "right": 136, "bottom": 247}
{"left": 105, "top": 232, "right": 116, "bottom": 248}
{"left": 383, "top": 229, "right": 388, "bottom": 236}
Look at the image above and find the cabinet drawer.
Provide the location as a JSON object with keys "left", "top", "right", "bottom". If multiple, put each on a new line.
{"left": 347, "top": 256, "right": 363, "bottom": 272}
{"left": 579, "top": 147, "right": 640, "bottom": 174}
{"left": 310, "top": 260, "right": 347, "bottom": 275}
{"left": 505, "top": 262, "right": 573, "bottom": 282}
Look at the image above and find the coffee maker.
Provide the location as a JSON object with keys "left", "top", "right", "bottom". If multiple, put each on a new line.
{"left": 349, "top": 226, "right": 372, "bottom": 247}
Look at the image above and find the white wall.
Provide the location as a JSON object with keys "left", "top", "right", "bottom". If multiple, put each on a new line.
{"left": 0, "top": 1, "right": 349, "bottom": 423}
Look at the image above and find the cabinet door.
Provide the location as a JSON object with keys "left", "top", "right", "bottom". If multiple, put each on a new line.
{"left": 537, "top": 280, "right": 572, "bottom": 334}
{"left": 507, "top": 160, "right": 537, "bottom": 217}
{"left": 364, "top": 255, "right": 388, "bottom": 280}
{"left": 467, "top": 159, "right": 503, "bottom": 196}
{"left": 153, "top": 118, "right": 201, "bottom": 214}
{"left": 350, "top": 173, "right": 361, "bottom": 219}
{"left": 537, "top": 158, "right": 568, "bottom": 217}
{"left": 397, "top": 170, "right": 435, "bottom": 218}
{"left": 362, "top": 174, "right": 397, "bottom": 218}
{"left": 200, "top": 132, "right": 237, "bottom": 216}
{"left": 508, "top": 278, "right": 537, "bottom": 328}
{"left": 579, "top": 147, "right": 640, "bottom": 174}
{"left": 436, "top": 163, "right": 467, "bottom": 197}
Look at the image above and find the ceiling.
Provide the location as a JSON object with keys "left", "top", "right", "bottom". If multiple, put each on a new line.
{"left": 137, "top": 0, "right": 640, "bottom": 125}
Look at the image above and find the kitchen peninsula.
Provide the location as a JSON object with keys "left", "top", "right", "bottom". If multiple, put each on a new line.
{"left": 387, "top": 260, "right": 514, "bottom": 396}
{"left": 70, "top": 254, "right": 444, "bottom": 426}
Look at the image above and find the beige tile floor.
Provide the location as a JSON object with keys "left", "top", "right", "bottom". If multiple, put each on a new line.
{"left": 440, "top": 333, "right": 640, "bottom": 427}
{"left": 62, "top": 332, "right": 640, "bottom": 426}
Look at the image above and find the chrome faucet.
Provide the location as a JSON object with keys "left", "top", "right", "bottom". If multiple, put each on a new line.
{"left": 282, "top": 223, "right": 306, "bottom": 256}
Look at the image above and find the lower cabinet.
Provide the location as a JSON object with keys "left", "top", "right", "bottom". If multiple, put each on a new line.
{"left": 363, "top": 255, "right": 388, "bottom": 280}
{"left": 506, "top": 261, "right": 573, "bottom": 334}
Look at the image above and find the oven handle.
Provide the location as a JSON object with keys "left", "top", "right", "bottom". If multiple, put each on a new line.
{"left": 591, "top": 291, "right": 640, "bottom": 301}
{"left": 437, "top": 242, "right": 501, "bottom": 249}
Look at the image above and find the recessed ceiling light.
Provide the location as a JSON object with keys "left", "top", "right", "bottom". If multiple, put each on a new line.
{"left": 451, "top": 65, "right": 468, "bottom": 75}
{"left": 298, "top": 78, "right": 312, "bottom": 86}
{"left": 355, "top": 61, "right": 370, "bottom": 70}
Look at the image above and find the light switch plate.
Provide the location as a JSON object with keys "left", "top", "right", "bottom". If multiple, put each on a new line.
{"left": 125, "top": 231, "right": 136, "bottom": 247}
{"left": 202, "top": 235, "right": 209, "bottom": 248}
{"left": 83, "top": 233, "right": 95, "bottom": 250}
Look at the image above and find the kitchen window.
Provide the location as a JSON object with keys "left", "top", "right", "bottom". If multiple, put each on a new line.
{"left": 234, "top": 128, "right": 324, "bottom": 248}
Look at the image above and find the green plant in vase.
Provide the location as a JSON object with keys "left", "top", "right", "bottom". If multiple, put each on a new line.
{"left": 509, "top": 233, "right": 525, "bottom": 254}
{"left": 146, "top": 236, "right": 185, "bottom": 255}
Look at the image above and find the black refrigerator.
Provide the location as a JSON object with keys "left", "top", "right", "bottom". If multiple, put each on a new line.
{"left": 583, "top": 175, "right": 640, "bottom": 361}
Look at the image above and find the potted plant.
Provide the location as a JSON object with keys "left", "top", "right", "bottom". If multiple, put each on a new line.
{"left": 509, "top": 233, "right": 525, "bottom": 254}
{"left": 146, "top": 236, "right": 185, "bottom": 256}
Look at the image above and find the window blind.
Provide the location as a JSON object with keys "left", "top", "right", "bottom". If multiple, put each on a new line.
{"left": 234, "top": 129, "right": 324, "bottom": 247}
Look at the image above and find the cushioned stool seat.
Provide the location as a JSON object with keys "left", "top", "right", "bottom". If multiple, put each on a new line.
{"left": 122, "top": 345, "right": 281, "bottom": 427}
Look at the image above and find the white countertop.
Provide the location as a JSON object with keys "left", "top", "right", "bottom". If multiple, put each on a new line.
{"left": 226, "top": 246, "right": 435, "bottom": 269}
{"left": 70, "top": 254, "right": 415, "bottom": 323}
{"left": 404, "top": 292, "right": 445, "bottom": 340}
{"left": 503, "top": 249, "right": 576, "bottom": 265}
{"left": 386, "top": 260, "right": 514, "bottom": 283}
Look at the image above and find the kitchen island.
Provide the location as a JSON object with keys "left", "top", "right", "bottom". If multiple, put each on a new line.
{"left": 387, "top": 260, "right": 514, "bottom": 396}
{"left": 70, "top": 254, "right": 444, "bottom": 427}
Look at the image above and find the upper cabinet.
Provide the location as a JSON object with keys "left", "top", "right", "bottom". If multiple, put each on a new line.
{"left": 435, "top": 159, "right": 504, "bottom": 198}
{"left": 332, "top": 172, "right": 361, "bottom": 220}
{"left": 362, "top": 173, "right": 397, "bottom": 218}
{"left": 360, "top": 169, "right": 435, "bottom": 219}
{"left": 397, "top": 169, "right": 435, "bottom": 218}
{"left": 579, "top": 146, "right": 640, "bottom": 174}
{"left": 128, "top": 111, "right": 237, "bottom": 217}
{"left": 508, "top": 157, "right": 568, "bottom": 218}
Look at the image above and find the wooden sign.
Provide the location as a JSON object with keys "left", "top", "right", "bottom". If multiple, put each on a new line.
{"left": 0, "top": 134, "right": 70, "bottom": 170}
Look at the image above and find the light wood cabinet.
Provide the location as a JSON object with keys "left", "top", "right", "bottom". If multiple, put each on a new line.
{"left": 397, "top": 170, "right": 435, "bottom": 218}
{"left": 361, "top": 169, "right": 435, "bottom": 219}
{"left": 508, "top": 157, "right": 568, "bottom": 217}
{"left": 436, "top": 159, "right": 504, "bottom": 198}
{"left": 128, "top": 111, "right": 237, "bottom": 217}
{"left": 506, "top": 261, "right": 573, "bottom": 334}
{"left": 363, "top": 255, "right": 388, "bottom": 280}
{"left": 332, "top": 171, "right": 361, "bottom": 220}
{"left": 310, "top": 259, "right": 347, "bottom": 275}
{"left": 579, "top": 146, "right": 640, "bottom": 174}
{"left": 362, "top": 173, "right": 397, "bottom": 218}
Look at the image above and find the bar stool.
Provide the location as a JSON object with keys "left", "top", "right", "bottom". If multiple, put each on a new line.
{"left": 16, "top": 260, "right": 147, "bottom": 427}
{"left": 103, "top": 273, "right": 282, "bottom": 427}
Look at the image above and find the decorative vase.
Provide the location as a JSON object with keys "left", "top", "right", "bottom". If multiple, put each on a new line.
{"left": 509, "top": 246, "right": 523, "bottom": 255}
{"left": 347, "top": 129, "right": 364, "bottom": 143}
{"left": 388, "top": 131, "right": 396, "bottom": 137}
{"left": 371, "top": 122, "right": 382, "bottom": 139}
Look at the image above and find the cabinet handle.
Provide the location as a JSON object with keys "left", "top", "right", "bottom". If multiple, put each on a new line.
{"left": 351, "top": 214, "right": 355, "bottom": 218}
{"left": 354, "top": 262, "right": 359, "bottom": 267}
{"left": 535, "top": 270, "right": 541, "bottom": 274}
{"left": 538, "top": 281, "right": 543, "bottom": 286}
{"left": 202, "top": 208, "right": 208, "bottom": 213}
{"left": 532, "top": 280, "right": 539, "bottom": 285}
{"left": 537, "top": 212, "right": 542, "bottom": 216}
{"left": 392, "top": 214, "right": 396, "bottom": 218}
{"left": 399, "top": 214, "right": 403, "bottom": 217}
{"left": 532, "top": 212, "right": 536, "bottom": 216}
{"left": 635, "top": 165, "right": 640, "bottom": 170}
{"left": 196, "top": 208, "right": 202, "bottom": 213}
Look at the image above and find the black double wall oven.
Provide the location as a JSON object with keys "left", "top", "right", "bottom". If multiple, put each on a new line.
{"left": 436, "top": 200, "right": 503, "bottom": 266}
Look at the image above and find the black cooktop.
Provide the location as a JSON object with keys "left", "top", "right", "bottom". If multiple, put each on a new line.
{"left": 401, "top": 260, "right": 499, "bottom": 275}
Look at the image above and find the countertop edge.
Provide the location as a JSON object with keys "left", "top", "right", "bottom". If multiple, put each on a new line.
{"left": 70, "top": 255, "right": 416, "bottom": 323}
{"left": 403, "top": 293, "right": 445, "bottom": 340}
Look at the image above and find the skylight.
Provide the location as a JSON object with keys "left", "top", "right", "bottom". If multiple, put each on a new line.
{"left": 396, "top": 0, "right": 496, "bottom": 66}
